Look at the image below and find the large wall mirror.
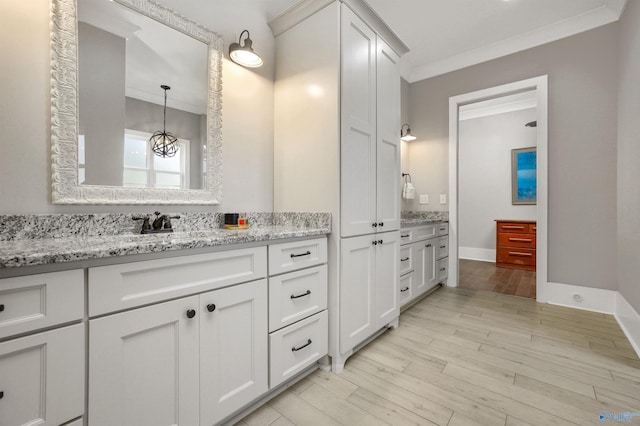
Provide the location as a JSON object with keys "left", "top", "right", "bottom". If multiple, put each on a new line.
{"left": 51, "top": 0, "right": 223, "bottom": 204}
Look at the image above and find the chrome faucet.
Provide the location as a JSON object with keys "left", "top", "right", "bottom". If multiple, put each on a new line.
{"left": 133, "top": 211, "right": 181, "bottom": 234}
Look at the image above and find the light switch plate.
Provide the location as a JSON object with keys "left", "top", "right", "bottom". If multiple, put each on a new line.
{"left": 440, "top": 194, "right": 447, "bottom": 204}
{"left": 419, "top": 194, "right": 429, "bottom": 204}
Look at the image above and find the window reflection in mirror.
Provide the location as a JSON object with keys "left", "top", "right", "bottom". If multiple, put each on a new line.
{"left": 77, "top": 0, "right": 208, "bottom": 190}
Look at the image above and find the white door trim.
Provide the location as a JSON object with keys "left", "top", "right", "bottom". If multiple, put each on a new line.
{"left": 448, "top": 75, "right": 549, "bottom": 302}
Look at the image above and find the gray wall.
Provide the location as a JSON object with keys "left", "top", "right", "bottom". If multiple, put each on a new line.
{"left": 406, "top": 23, "right": 619, "bottom": 290}
{"left": 459, "top": 108, "right": 537, "bottom": 257}
{"left": 617, "top": 0, "right": 640, "bottom": 312}
{"left": 0, "top": 0, "right": 274, "bottom": 214}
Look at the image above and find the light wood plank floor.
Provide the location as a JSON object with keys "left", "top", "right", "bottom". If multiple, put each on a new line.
{"left": 236, "top": 287, "right": 640, "bottom": 426}
{"left": 459, "top": 259, "right": 536, "bottom": 299}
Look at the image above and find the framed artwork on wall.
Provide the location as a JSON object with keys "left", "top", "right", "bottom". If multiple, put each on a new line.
{"left": 512, "top": 147, "right": 537, "bottom": 205}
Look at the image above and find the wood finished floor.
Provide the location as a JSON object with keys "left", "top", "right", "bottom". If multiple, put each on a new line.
{"left": 459, "top": 259, "right": 536, "bottom": 299}
{"left": 236, "top": 287, "right": 640, "bottom": 426}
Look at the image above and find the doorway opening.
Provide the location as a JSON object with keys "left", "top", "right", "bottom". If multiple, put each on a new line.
{"left": 447, "top": 76, "right": 548, "bottom": 302}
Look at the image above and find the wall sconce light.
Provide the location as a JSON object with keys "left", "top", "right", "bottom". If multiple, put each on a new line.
{"left": 150, "top": 85, "right": 179, "bottom": 158}
{"left": 400, "top": 123, "right": 416, "bottom": 141}
{"left": 229, "top": 30, "right": 263, "bottom": 68}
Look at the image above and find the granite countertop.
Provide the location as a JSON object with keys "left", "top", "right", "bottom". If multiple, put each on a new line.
{"left": 400, "top": 218, "right": 447, "bottom": 227}
{"left": 0, "top": 212, "right": 332, "bottom": 270}
{"left": 0, "top": 225, "right": 330, "bottom": 269}
{"left": 400, "top": 211, "right": 449, "bottom": 228}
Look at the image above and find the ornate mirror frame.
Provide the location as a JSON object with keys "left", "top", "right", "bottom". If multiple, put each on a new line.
{"left": 50, "top": 0, "right": 223, "bottom": 204}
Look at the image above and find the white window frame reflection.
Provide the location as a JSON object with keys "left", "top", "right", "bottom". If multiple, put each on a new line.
{"left": 123, "top": 129, "right": 190, "bottom": 189}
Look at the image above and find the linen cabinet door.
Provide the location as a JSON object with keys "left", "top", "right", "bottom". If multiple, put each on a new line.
{"left": 340, "top": 235, "right": 376, "bottom": 352}
{"left": 0, "top": 324, "right": 84, "bottom": 426}
{"left": 88, "top": 296, "right": 200, "bottom": 426}
{"left": 375, "top": 36, "right": 401, "bottom": 232}
{"left": 374, "top": 232, "right": 400, "bottom": 327}
{"left": 340, "top": 5, "right": 377, "bottom": 237}
{"left": 199, "top": 279, "right": 268, "bottom": 426}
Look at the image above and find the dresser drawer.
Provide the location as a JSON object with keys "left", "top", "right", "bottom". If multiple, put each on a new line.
{"left": 498, "top": 233, "right": 536, "bottom": 249}
{"left": 497, "top": 247, "right": 536, "bottom": 267}
{"left": 0, "top": 270, "right": 84, "bottom": 340}
{"left": 437, "top": 236, "right": 448, "bottom": 260}
{"left": 269, "top": 265, "right": 327, "bottom": 332}
{"left": 399, "top": 271, "right": 413, "bottom": 306}
{"left": 89, "top": 247, "right": 267, "bottom": 316}
{"left": 269, "top": 310, "right": 328, "bottom": 388}
{"left": 437, "top": 222, "right": 449, "bottom": 236}
{"left": 497, "top": 222, "right": 531, "bottom": 234}
{"left": 399, "top": 246, "right": 412, "bottom": 276}
{"left": 268, "top": 238, "right": 327, "bottom": 275}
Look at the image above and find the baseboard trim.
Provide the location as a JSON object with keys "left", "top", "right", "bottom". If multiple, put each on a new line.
{"left": 459, "top": 247, "right": 495, "bottom": 263}
{"left": 615, "top": 292, "right": 640, "bottom": 359}
{"left": 545, "top": 281, "right": 616, "bottom": 314}
{"left": 544, "top": 281, "right": 640, "bottom": 358}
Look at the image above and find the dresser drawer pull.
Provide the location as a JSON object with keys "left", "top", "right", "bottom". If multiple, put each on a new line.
{"left": 502, "top": 225, "right": 525, "bottom": 230}
{"left": 401, "top": 234, "right": 410, "bottom": 238}
{"left": 292, "top": 339, "right": 312, "bottom": 352}
{"left": 508, "top": 251, "right": 533, "bottom": 257}
{"left": 290, "top": 251, "right": 311, "bottom": 258}
{"left": 401, "top": 257, "right": 410, "bottom": 262}
{"left": 508, "top": 238, "right": 532, "bottom": 243}
{"left": 290, "top": 290, "right": 311, "bottom": 299}
{"left": 400, "top": 287, "right": 410, "bottom": 293}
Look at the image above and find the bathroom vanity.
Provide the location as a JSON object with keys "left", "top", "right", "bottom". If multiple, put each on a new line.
{"left": 0, "top": 213, "right": 330, "bottom": 426}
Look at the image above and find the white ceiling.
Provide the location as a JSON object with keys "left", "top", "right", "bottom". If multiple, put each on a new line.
{"left": 267, "top": 0, "right": 628, "bottom": 82}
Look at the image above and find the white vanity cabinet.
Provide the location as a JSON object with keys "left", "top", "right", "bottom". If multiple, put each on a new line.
{"left": 0, "top": 271, "right": 85, "bottom": 426}
{"left": 88, "top": 248, "right": 269, "bottom": 426}
{"left": 399, "top": 223, "right": 448, "bottom": 308}
{"left": 268, "top": 238, "right": 328, "bottom": 388}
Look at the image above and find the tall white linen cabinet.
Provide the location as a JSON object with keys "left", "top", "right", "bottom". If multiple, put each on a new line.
{"left": 270, "top": 0, "right": 408, "bottom": 372}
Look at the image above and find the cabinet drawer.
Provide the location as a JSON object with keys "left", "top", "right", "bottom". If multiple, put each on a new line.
{"left": 268, "top": 238, "right": 327, "bottom": 275}
{"left": 269, "top": 265, "right": 327, "bottom": 332}
{"left": 437, "top": 236, "right": 448, "bottom": 260}
{"left": 497, "top": 247, "right": 536, "bottom": 266}
{"left": 437, "top": 222, "right": 449, "bottom": 236}
{"left": 0, "top": 324, "right": 84, "bottom": 426}
{"left": 498, "top": 233, "right": 536, "bottom": 249}
{"left": 0, "top": 270, "right": 84, "bottom": 340}
{"left": 437, "top": 258, "right": 448, "bottom": 283}
{"left": 497, "top": 222, "right": 531, "bottom": 234}
{"left": 399, "top": 246, "right": 412, "bottom": 276}
{"left": 399, "top": 224, "right": 437, "bottom": 245}
{"left": 89, "top": 247, "right": 267, "bottom": 316}
{"left": 269, "top": 310, "right": 328, "bottom": 388}
{"left": 399, "top": 271, "right": 413, "bottom": 306}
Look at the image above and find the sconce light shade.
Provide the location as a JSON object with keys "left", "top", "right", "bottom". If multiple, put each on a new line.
{"left": 229, "top": 30, "right": 263, "bottom": 68}
{"left": 400, "top": 123, "right": 416, "bottom": 141}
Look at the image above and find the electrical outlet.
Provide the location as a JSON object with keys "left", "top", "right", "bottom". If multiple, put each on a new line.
{"left": 440, "top": 194, "right": 447, "bottom": 204}
{"left": 420, "top": 194, "right": 429, "bottom": 204}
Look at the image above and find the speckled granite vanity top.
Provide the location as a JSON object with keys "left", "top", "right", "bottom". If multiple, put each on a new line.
{"left": 401, "top": 211, "right": 449, "bottom": 227}
{"left": 0, "top": 212, "right": 331, "bottom": 269}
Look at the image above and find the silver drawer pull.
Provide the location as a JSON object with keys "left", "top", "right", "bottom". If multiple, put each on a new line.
{"left": 292, "top": 339, "right": 312, "bottom": 352}
{"left": 508, "top": 251, "right": 533, "bottom": 257}
{"left": 508, "top": 238, "right": 532, "bottom": 242}
{"left": 290, "top": 251, "right": 311, "bottom": 258}
{"left": 290, "top": 290, "right": 311, "bottom": 299}
{"left": 400, "top": 287, "right": 410, "bottom": 293}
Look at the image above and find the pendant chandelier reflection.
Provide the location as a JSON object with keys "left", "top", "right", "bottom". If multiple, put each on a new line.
{"left": 150, "top": 84, "right": 179, "bottom": 158}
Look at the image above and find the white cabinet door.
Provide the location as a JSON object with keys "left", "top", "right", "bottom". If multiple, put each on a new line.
{"left": 374, "top": 232, "right": 400, "bottom": 326}
{"left": 340, "top": 6, "right": 377, "bottom": 237}
{"left": 89, "top": 296, "right": 200, "bottom": 426}
{"left": 200, "top": 279, "right": 268, "bottom": 426}
{"left": 375, "top": 36, "right": 401, "bottom": 233}
{"left": 340, "top": 235, "right": 376, "bottom": 352}
{"left": 415, "top": 238, "right": 438, "bottom": 297}
{"left": 0, "top": 324, "right": 84, "bottom": 426}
